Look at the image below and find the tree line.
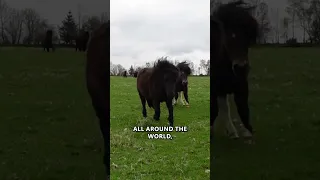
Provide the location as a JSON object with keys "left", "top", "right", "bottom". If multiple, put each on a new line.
{"left": 211, "top": 0, "right": 320, "bottom": 44}
{"left": 110, "top": 59, "right": 210, "bottom": 76}
{"left": 0, "top": 0, "right": 107, "bottom": 45}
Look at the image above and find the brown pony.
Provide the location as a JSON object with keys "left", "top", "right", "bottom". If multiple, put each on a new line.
{"left": 85, "top": 22, "right": 109, "bottom": 178}
{"left": 137, "top": 58, "right": 180, "bottom": 126}
{"left": 211, "top": 0, "right": 259, "bottom": 139}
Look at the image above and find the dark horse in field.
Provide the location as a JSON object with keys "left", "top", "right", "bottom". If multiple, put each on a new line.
{"left": 173, "top": 61, "right": 191, "bottom": 106}
{"left": 76, "top": 31, "right": 90, "bottom": 52}
{"left": 43, "top": 30, "right": 54, "bottom": 52}
{"left": 86, "top": 23, "right": 109, "bottom": 178}
{"left": 211, "top": 1, "right": 259, "bottom": 140}
{"left": 133, "top": 71, "right": 138, "bottom": 78}
{"left": 137, "top": 59, "right": 180, "bottom": 126}
{"left": 123, "top": 71, "right": 127, "bottom": 77}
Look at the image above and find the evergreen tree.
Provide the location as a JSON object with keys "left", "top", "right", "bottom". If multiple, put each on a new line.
{"left": 128, "top": 65, "right": 134, "bottom": 76}
{"left": 59, "top": 11, "right": 77, "bottom": 44}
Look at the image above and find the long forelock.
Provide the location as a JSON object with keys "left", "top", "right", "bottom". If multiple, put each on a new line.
{"left": 214, "top": 0, "right": 259, "bottom": 43}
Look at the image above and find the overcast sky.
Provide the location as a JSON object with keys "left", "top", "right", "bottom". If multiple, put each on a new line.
{"left": 110, "top": 0, "right": 210, "bottom": 69}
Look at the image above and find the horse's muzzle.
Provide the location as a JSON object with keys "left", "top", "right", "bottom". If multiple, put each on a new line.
{"left": 232, "top": 59, "right": 248, "bottom": 68}
{"left": 182, "top": 80, "right": 188, "bottom": 86}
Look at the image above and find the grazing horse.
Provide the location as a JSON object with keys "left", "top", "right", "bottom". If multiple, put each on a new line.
{"left": 85, "top": 23, "right": 109, "bottom": 178}
{"left": 137, "top": 59, "right": 180, "bottom": 126}
{"left": 173, "top": 61, "right": 191, "bottom": 106}
{"left": 133, "top": 71, "right": 138, "bottom": 78}
{"left": 43, "top": 30, "right": 54, "bottom": 52}
{"left": 123, "top": 71, "right": 127, "bottom": 77}
{"left": 76, "top": 31, "right": 90, "bottom": 52}
{"left": 211, "top": 1, "right": 259, "bottom": 140}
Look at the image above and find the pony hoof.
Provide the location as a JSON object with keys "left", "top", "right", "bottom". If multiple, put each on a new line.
{"left": 225, "top": 130, "right": 239, "bottom": 139}
{"left": 244, "top": 139, "right": 254, "bottom": 144}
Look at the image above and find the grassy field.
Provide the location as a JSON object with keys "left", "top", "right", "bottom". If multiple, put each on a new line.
{"left": 0, "top": 47, "right": 105, "bottom": 179}
{"left": 1, "top": 47, "right": 320, "bottom": 180}
{"left": 110, "top": 76, "right": 210, "bottom": 179}
{"left": 212, "top": 47, "right": 320, "bottom": 180}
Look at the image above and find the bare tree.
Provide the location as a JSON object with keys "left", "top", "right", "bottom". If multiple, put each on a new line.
{"left": 286, "top": 0, "right": 298, "bottom": 39}
{"left": 82, "top": 15, "right": 102, "bottom": 32}
{"left": 22, "top": 8, "right": 40, "bottom": 44}
{"left": 110, "top": 62, "right": 117, "bottom": 76}
{"left": 33, "top": 19, "right": 49, "bottom": 45}
{"left": 206, "top": 60, "right": 210, "bottom": 75}
{"left": 0, "top": 0, "right": 9, "bottom": 43}
{"left": 116, "top": 64, "right": 126, "bottom": 76}
{"left": 273, "top": 8, "right": 280, "bottom": 43}
{"left": 252, "top": 0, "right": 271, "bottom": 43}
{"left": 200, "top": 59, "right": 208, "bottom": 75}
{"left": 286, "top": 0, "right": 320, "bottom": 43}
{"left": 6, "top": 7, "right": 24, "bottom": 44}
{"left": 77, "top": 3, "right": 82, "bottom": 32}
{"left": 308, "top": 0, "right": 320, "bottom": 43}
{"left": 281, "top": 17, "right": 289, "bottom": 42}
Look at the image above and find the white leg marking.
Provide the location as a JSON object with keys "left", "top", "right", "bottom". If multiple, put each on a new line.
{"left": 181, "top": 91, "right": 187, "bottom": 105}
{"left": 179, "top": 92, "right": 184, "bottom": 105}
{"left": 218, "top": 96, "right": 239, "bottom": 138}
{"left": 239, "top": 123, "right": 253, "bottom": 138}
{"left": 172, "top": 98, "right": 176, "bottom": 105}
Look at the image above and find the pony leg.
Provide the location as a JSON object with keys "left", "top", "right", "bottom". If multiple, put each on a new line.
{"left": 173, "top": 92, "right": 178, "bottom": 105}
{"left": 139, "top": 93, "right": 147, "bottom": 118}
{"left": 153, "top": 101, "right": 160, "bottom": 120}
{"left": 179, "top": 92, "right": 185, "bottom": 105}
{"left": 218, "top": 96, "right": 239, "bottom": 138}
{"left": 172, "top": 98, "right": 176, "bottom": 106}
{"left": 147, "top": 99, "right": 153, "bottom": 108}
{"left": 183, "top": 87, "right": 189, "bottom": 106}
{"left": 166, "top": 100, "right": 174, "bottom": 126}
{"left": 233, "top": 83, "right": 253, "bottom": 138}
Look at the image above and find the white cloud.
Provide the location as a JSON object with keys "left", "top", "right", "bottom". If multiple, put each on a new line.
{"left": 110, "top": 0, "right": 210, "bottom": 69}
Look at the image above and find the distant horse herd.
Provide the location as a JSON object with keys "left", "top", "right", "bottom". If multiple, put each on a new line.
{"left": 34, "top": 0, "right": 260, "bottom": 178}
{"left": 42, "top": 30, "right": 90, "bottom": 52}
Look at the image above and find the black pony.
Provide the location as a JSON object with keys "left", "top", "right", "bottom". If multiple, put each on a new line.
{"left": 76, "top": 31, "right": 90, "bottom": 52}
{"left": 43, "top": 30, "right": 54, "bottom": 52}
{"left": 86, "top": 23, "right": 109, "bottom": 178}
{"left": 133, "top": 71, "right": 138, "bottom": 78}
{"left": 211, "top": 1, "right": 259, "bottom": 140}
{"left": 173, "top": 61, "right": 191, "bottom": 106}
{"left": 123, "top": 71, "right": 127, "bottom": 77}
{"left": 137, "top": 58, "right": 180, "bottom": 126}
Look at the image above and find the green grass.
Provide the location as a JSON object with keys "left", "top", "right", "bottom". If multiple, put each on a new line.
{"left": 212, "top": 47, "right": 320, "bottom": 180}
{"left": 110, "top": 76, "right": 210, "bottom": 179}
{"left": 1, "top": 47, "right": 319, "bottom": 180}
{"left": 0, "top": 47, "right": 105, "bottom": 179}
